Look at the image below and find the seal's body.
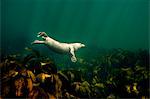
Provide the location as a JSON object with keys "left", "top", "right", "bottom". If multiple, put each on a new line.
{"left": 32, "top": 32, "right": 85, "bottom": 62}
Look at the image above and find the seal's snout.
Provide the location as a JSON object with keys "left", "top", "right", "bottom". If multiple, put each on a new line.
{"left": 81, "top": 44, "right": 85, "bottom": 47}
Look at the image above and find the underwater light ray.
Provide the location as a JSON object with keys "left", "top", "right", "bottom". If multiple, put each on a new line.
{"left": 27, "top": 0, "right": 68, "bottom": 44}
{"left": 1, "top": 0, "right": 149, "bottom": 54}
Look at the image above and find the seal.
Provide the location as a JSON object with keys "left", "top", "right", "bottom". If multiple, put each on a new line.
{"left": 31, "top": 32, "right": 85, "bottom": 62}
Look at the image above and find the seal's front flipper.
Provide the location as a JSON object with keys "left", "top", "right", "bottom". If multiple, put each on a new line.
{"left": 71, "top": 56, "right": 77, "bottom": 62}
{"left": 31, "top": 40, "right": 45, "bottom": 45}
{"left": 69, "top": 47, "right": 77, "bottom": 62}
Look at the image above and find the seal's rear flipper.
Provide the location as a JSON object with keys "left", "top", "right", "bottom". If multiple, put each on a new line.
{"left": 31, "top": 40, "right": 45, "bottom": 45}
{"left": 37, "top": 32, "right": 48, "bottom": 37}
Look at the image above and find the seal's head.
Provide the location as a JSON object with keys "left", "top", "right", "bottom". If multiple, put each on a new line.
{"left": 73, "top": 43, "right": 85, "bottom": 51}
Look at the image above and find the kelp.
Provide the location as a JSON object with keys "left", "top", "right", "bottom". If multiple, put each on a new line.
{"left": 1, "top": 48, "right": 149, "bottom": 98}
